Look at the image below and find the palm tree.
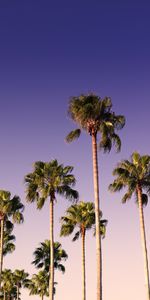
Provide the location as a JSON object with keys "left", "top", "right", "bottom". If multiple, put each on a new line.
{"left": 32, "top": 240, "right": 68, "bottom": 274}
{"left": 28, "top": 271, "right": 51, "bottom": 300}
{"left": 60, "top": 201, "right": 107, "bottom": 300}
{"left": 13, "top": 269, "right": 30, "bottom": 300}
{"left": 109, "top": 152, "right": 150, "bottom": 300}
{"left": 1, "top": 269, "right": 15, "bottom": 300}
{"left": 0, "top": 190, "right": 24, "bottom": 288}
{"left": 25, "top": 159, "right": 78, "bottom": 300}
{"left": 66, "top": 93, "right": 125, "bottom": 300}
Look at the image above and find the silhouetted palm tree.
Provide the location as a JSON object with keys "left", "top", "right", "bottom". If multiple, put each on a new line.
{"left": 66, "top": 93, "right": 125, "bottom": 300}
{"left": 25, "top": 159, "right": 78, "bottom": 300}
{"left": 28, "top": 271, "right": 57, "bottom": 300}
{"left": 60, "top": 201, "right": 107, "bottom": 300}
{"left": 1, "top": 269, "right": 16, "bottom": 300}
{"left": 109, "top": 152, "right": 150, "bottom": 300}
{"left": 0, "top": 190, "right": 24, "bottom": 287}
{"left": 13, "top": 269, "right": 30, "bottom": 300}
{"left": 32, "top": 240, "right": 68, "bottom": 274}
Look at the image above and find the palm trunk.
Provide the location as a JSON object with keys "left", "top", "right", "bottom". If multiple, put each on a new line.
{"left": 3, "top": 291, "right": 6, "bottom": 300}
{"left": 82, "top": 228, "right": 86, "bottom": 300}
{"left": 16, "top": 284, "right": 19, "bottom": 300}
{"left": 137, "top": 186, "right": 150, "bottom": 300}
{"left": 41, "top": 295, "right": 44, "bottom": 300}
{"left": 92, "top": 133, "right": 102, "bottom": 300}
{"left": 0, "top": 218, "right": 4, "bottom": 288}
{"left": 49, "top": 198, "right": 54, "bottom": 300}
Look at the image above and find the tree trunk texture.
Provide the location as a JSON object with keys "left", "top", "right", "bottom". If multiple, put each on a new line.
{"left": 49, "top": 198, "right": 54, "bottom": 300}
{"left": 137, "top": 186, "right": 150, "bottom": 300}
{"left": 3, "top": 290, "right": 6, "bottom": 300}
{"left": 0, "top": 218, "right": 4, "bottom": 289}
{"left": 92, "top": 133, "right": 102, "bottom": 300}
{"left": 82, "top": 228, "right": 86, "bottom": 300}
{"left": 16, "top": 284, "right": 19, "bottom": 300}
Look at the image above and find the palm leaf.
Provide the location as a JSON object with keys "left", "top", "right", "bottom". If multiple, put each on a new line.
{"left": 66, "top": 129, "right": 81, "bottom": 143}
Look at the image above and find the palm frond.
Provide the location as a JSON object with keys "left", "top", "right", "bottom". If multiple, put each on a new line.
{"left": 109, "top": 181, "right": 124, "bottom": 192}
{"left": 32, "top": 240, "right": 68, "bottom": 274}
{"left": 37, "top": 197, "right": 46, "bottom": 210}
{"left": 136, "top": 193, "right": 148, "bottom": 207}
{"left": 66, "top": 129, "right": 81, "bottom": 143}
{"left": 72, "top": 230, "right": 80, "bottom": 241}
{"left": 57, "top": 185, "right": 79, "bottom": 202}
{"left": 60, "top": 223, "right": 74, "bottom": 237}
{"left": 110, "top": 152, "right": 150, "bottom": 207}
{"left": 122, "top": 191, "right": 133, "bottom": 203}
{"left": 113, "top": 115, "right": 126, "bottom": 130}
{"left": 111, "top": 133, "right": 121, "bottom": 152}
{"left": 99, "top": 136, "right": 112, "bottom": 153}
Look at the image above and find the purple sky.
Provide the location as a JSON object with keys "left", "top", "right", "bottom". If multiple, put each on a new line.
{"left": 0, "top": 1, "right": 150, "bottom": 299}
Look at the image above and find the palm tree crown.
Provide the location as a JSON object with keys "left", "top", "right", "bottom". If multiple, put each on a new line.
{"left": 60, "top": 201, "right": 107, "bottom": 240}
{"left": 109, "top": 152, "right": 150, "bottom": 203}
{"left": 32, "top": 240, "right": 68, "bottom": 274}
{"left": 25, "top": 159, "right": 78, "bottom": 207}
{"left": 1, "top": 269, "right": 16, "bottom": 297}
{"left": 28, "top": 270, "right": 50, "bottom": 299}
{"left": 66, "top": 94, "right": 125, "bottom": 152}
{"left": 13, "top": 269, "right": 30, "bottom": 300}
{"left": 0, "top": 190, "right": 24, "bottom": 223}
{"left": 13, "top": 269, "right": 29, "bottom": 287}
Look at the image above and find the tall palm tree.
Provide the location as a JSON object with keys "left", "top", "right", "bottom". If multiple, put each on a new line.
{"left": 25, "top": 159, "right": 78, "bottom": 300}
{"left": 32, "top": 240, "right": 68, "bottom": 274}
{"left": 13, "top": 269, "right": 30, "bottom": 300}
{"left": 28, "top": 271, "right": 52, "bottom": 300}
{"left": 66, "top": 93, "right": 125, "bottom": 300}
{"left": 109, "top": 152, "right": 150, "bottom": 300}
{"left": 60, "top": 201, "right": 107, "bottom": 300}
{"left": 0, "top": 190, "right": 24, "bottom": 288}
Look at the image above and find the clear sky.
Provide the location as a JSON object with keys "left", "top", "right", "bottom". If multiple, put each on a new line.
{"left": 0, "top": 1, "right": 150, "bottom": 299}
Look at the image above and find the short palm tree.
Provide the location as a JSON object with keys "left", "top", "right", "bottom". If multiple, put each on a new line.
{"left": 13, "top": 269, "right": 30, "bottom": 300}
{"left": 60, "top": 201, "right": 107, "bottom": 300}
{"left": 1, "top": 269, "right": 15, "bottom": 300}
{"left": 28, "top": 270, "right": 51, "bottom": 300}
{"left": 25, "top": 159, "right": 78, "bottom": 300}
{"left": 32, "top": 240, "right": 68, "bottom": 274}
{"left": 66, "top": 93, "right": 125, "bottom": 300}
{"left": 109, "top": 152, "right": 150, "bottom": 300}
{"left": 0, "top": 190, "right": 24, "bottom": 287}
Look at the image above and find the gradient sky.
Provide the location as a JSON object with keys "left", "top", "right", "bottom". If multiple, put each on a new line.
{"left": 0, "top": 1, "right": 150, "bottom": 299}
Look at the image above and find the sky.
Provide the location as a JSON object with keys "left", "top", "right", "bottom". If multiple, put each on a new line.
{"left": 0, "top": 0, "right": 150, "bottom": 299}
